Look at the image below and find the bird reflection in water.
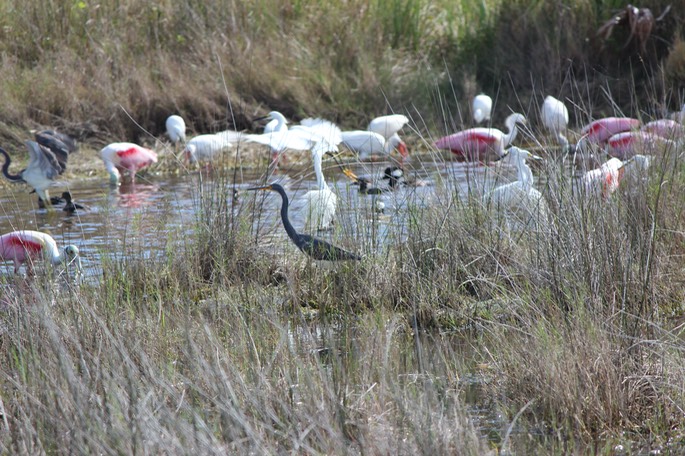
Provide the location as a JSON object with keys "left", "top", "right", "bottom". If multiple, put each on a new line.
{"left": 111, "top": 182, "right": 161, "bottom": 209}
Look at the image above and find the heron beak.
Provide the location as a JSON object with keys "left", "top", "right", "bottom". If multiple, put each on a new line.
{"left": 530, "top": 153, "right": 543, "bottom": 161}
{"left": 253, "top": 115, "right": 271, "bottom": 122}
{"left": 342, "top": 168, "right": 359, "bottom": 182}
{"left": 246, "top": 185, "right": 274, "bottom": 191}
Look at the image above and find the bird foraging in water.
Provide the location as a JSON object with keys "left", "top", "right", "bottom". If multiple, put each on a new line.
{"left": 100, "top": 142, "right": 158, "bottom": 184}
{"left": 434, "top": 113, "right": 527, "bottom": 162}
{"left": 248, "top": 183, "right": 361, "bottom": 261}
{"left": 0, "top": 230, "right": 81, "bottom": 275}
{"left": 340, "top": 130, "right": 409, "bottom": 164}
{"left": 0, "top": 130, "right": 77, "bottom": 208}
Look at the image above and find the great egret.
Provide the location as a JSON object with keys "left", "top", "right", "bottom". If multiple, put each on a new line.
{"left": 490, "top": 146, "right": 548, "bottom": 229}
{"left": 100, "top": 142, "right": 158, "bottom": 184}
{"left": 340, "top": 130, "right": 408, "bottom": 163}
{"left": 434, "top": 113, "right": 527, "bottom": 162}
{"left": 262, "top": 111, "right": 289, "bottom": 134}
{"left": 472, "top": 94, "right": 493, "bottom": 124}
{"left": 0, "top": 131, "right": 76, "bottom": 206}
{"left": 0, "top": 230, "right": 81, "bottom": 275}
{"left": 248, "top": 183, "right": 361, "bottom": 261}
{"left": 166, "top": 115, "right": 186, "bottom": 145}
{"left": 245, "top": 113, "right": 342, "bottom": 165}
{"left": 541, "top": 95, "right": 569, "bottom": 147}
{"left": 303, "top": 143, "right": 338, "bottom": 231}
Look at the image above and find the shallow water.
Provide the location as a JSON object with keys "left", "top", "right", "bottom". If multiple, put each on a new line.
{"left": 0, "top": 156, "right": 518, "bottom": 279}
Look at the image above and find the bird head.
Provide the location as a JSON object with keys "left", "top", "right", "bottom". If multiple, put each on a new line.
{"left": 497, "top": 146, "right": 542, "bottom": 163}
{"left": 63, "top": 244, "right": 82, "bottom": 276}
{"left": 247, "top": 183, "right": 281, "bottom": 193}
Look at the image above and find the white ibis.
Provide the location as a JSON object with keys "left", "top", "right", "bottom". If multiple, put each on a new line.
{"left": 166, "top": 115, "right": 186, "bottom": 145}
{"left": 434, "top": 113, "right": 527, "bottom": 162}
{"left": 541, "top": 95, "right": 569, "bottom": 147}
{"left": 472, "top": 94, "right": 493, "bottom": 124}
{"left": 248, "top": 183, "right": 360, "bottom": 261}
{"left": 100, "top": 142, "right": 158, "bottom": 184}
{"left": 183, "top": 134, "right": 234, "bottom": 165}
{"left": 0, "top": 230, "right": 81, "bottom": 275}
{"left": 340, "top": 130, "right": 408, "bottom": 163}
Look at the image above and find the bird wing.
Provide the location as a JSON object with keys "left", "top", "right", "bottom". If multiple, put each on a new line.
{"left": 298, "top": 234, "right": 361, "bottom": 261}
{"left": 297, "top": 118, "right": 342, "bottom": 146}
{"left": 25, "top": 141, "right": 64, "bottom": 179}
{"left": 245, "top": 130, "right": 314, "bottom": 152}
{"left": 35, "top": 130, "right": 78, "bottom": 154}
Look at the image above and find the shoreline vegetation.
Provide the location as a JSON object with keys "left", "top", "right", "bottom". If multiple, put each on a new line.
{"left": 0, "top": 0, "right": 684, "bottom": 454}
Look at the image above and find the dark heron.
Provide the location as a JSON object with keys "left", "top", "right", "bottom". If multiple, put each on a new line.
{"left": 248, "top": 183, "right": 361, "bottom": 261}
{"left": 0, "top": 130, "right": 77, "bottom": 208}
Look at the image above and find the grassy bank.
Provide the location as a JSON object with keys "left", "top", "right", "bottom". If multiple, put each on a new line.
{"left": 0, "top": 0, "right": 685, "bottom": 453}
{"left": 0, "top": 0, "right": 681, "bottom": 148}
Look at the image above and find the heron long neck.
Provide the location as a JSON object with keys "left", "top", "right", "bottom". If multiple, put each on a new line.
{"left": 504, "top": 118, "right": 519, "bottom": 146}
{"left": 312, "top": 151, "right": 327, "bottom": 191}
{"left": 516, "top": 156, "right": 534, "bottom": 189}
{"left": 272, "top": 186, "right": 300, "bottom": 243}
{"left": 0, "top": 147, "right": 23, "bottom": 181}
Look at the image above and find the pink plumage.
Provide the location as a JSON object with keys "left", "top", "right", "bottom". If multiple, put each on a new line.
{"left": 581, "top": 158, "right": 626, "bottom": 199}
{"left": 580, "top": 117, "right": 640, "bottom": 144}
{"left": 606, "top": 131, "right": 675, "bottom": 159}
{"left": 100, "top": 142, "right": 158, "bottom": 183}
{"left": 434, "top": 113, "right": 526, "bottom": 162}
{"left": 0, "top": 230, "right": 80, "bottom": 274}
{"left": 641, "top": 119, "right": 685, "bottom": 140}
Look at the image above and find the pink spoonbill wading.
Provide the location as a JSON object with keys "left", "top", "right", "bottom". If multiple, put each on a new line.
{"left": 434, "top": 112, "right": 527, "bottom": 163}
{"left": 0, "top": 230, "right": 81, "bottom": 275}
{"left": 100, "top": 142, "right": 158, "bottom": 184}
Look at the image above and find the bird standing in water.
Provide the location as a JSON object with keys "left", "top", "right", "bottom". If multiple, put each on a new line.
{"left": 0, "top": 130, "right": 77, "bottom": 208}
{"left": 0, "top": 230, "right": 82, "bottom": 275}
{"left": 248, "top": 183, "right": 361, "bottom": 261}
{"left": 100, "top": 142, "right": 158, "bottom": 184}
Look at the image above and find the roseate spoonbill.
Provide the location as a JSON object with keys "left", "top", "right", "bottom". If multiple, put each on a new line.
{"left": 605, "top": 130, "right": 675, "bottom": 159}
{"left": 434, "top": 113, "right": 527, "bottom": 162}
{"left": 183, "top": 134, "right": 233, "bottom": 165}
{"left": 580, "top": 157, "right": 628, "bottom": 198}
{"left": 340, "top": 130, "right": 408, "bottom": 163}
{"left": 302, "top": 143, "right": 338, "bottom": 231}
{"left": 248, "top": 183, "right": 361, "bottom": 261}
{"left": 641, "top": 119, "right": 685, "bottom": 140}
{"left": 541, "top": 96, "right": 569, "bottom": 147}
{"left": 100, "top": 142, "right": 158, "bottom": 184}
{"left": 166, "top": 115, "right": 186, "bottom": 145}
{"left": 490, "top": 146, "right": 548, "bottom": 228}
{"left": 472, "top": 94, "right": 493, "bottom": 124}
{"left": 578, "top": 117, "right": 640, "bottom": 146}
{"left": 0, "top": 230, "right": 81, "bottom": 274}
{"left": 0, "top": 133, "right": 75, "bottom": 206}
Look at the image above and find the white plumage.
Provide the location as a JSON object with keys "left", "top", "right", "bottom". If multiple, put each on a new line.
{"left": 541, "top": 96, "right": 569, "bottom": 147}
{"left": 472, "top": 94, "right": 493, "bottom": 124}
{"left": 302, "top": 143, "right": 337, "bottom": 231}
{"left": 184, "top": 134, "right": 234, "bottom": 165}
{"left": 490, "top": 146, "right": 548, "bottom": 230}
{"left": 166, "top": 115, "right": 186, "bottom": 144}
{"left": 341, "top": 130, "right": 406, "bottom": 160}
{"left": 368, "top": 114, "right": 408, "bottom": 140}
